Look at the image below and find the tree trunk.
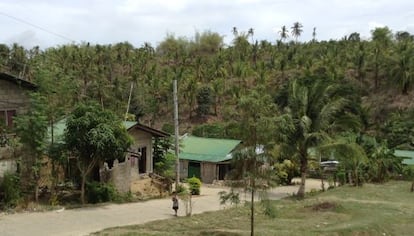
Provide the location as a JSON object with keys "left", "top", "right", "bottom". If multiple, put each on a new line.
{"left": 81, "top": 174, "right": 86, "bottom": 204}
{"left": 34, "top": 172, "right": 40, "bottom": 203}
{"left": 297, "top": 158, "right": 307, "bottom": 198}
{"left": 411, "top": 180, "right": 414, "bottom": 192}
{"left": 250, "top": 183, "right": 255, "bottom": 236}
{"left": 320, "top": 173, "right": 325, "bottom": 192}
{"left": 34, "top": 184, "right": 39, "bottom": 203}
{"left": 355, "top": 169, "right": 359, "bottom": 186}
{"left": 50, "top": 161, "right": 57, "bottom": 199}
{"left": 403, "top": 83, "right": 408, "bottom": 95}
{"left": 77, "top": 157, "right": 97, "bottom": 205}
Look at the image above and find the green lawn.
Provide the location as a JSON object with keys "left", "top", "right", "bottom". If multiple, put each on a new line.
{"left": 93, "top": 181, "right": 414, "bottom": 236}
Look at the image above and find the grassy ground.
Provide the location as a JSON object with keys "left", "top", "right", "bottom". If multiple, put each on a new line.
{"left": 93, "top": 181, "right": 414, "bottom": 236}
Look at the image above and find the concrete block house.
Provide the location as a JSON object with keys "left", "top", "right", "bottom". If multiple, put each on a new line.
{"left": 52, "top": 119, "right": 170, "bottom": 194}
{"left": 100, "top": 121, "right": 170, "bottom": 193}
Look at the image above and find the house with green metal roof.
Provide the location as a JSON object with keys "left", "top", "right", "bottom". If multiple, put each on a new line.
{"left": 394, "top": 149, "right": 414, "bottom": 166}
{"left": 179, "top": 135, "right": 241, "bottom": 183}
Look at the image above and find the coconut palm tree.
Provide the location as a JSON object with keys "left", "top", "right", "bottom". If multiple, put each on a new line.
{"left": 388, "top": 39, "right": 414, "bottom": 94}
{"left": 291, "top": 22, "right": 303, "bottom": 43}
{"left": 275, "top": 78, "right": 361, "bottom": 198}
{"left": 248, "top": 28, "right": 254, "bottom": 44}
{"left": 312, "top": 27, "right": 317, "bottom": 42}
{"left": 279, "top": 25, "right": 289, "bottom": 42}
{"left": 232, "top": 26, "right": 238, "bottom": 37}
{"left": 370, "top": 27, "right": 393, "bottom": 88}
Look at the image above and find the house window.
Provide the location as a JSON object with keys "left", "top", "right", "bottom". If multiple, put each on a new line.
{"left": 0, "top": 110, "right": 16, "bottom": 129}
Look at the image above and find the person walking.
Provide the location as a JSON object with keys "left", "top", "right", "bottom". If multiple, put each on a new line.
{"left": 172, "top": 192, "right": 179, "bottom": 216}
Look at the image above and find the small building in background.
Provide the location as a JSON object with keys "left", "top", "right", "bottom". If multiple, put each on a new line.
{"left": 179, "top": 135, "right": 241, "bottom": 183}
{"left": 394, "top": 149, "right": 414, "bottom": 166}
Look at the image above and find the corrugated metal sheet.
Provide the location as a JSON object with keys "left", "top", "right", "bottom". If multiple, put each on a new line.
{"left": 179, "top": 135, "right": 241, "bottom": 163}
{"left": 394, "top": 149, "right": 414, "bottom": 165}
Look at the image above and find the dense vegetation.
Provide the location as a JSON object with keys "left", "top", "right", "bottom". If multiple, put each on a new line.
{"left": 1, "top": 24, "right": 414, "bottom": 207}
{"left": 1, "top": 26, "right": 413, "bottom": 135}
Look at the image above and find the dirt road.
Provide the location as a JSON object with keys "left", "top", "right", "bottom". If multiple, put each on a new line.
{"left": 0, "top": 179, "right": 321, "bottom": 236}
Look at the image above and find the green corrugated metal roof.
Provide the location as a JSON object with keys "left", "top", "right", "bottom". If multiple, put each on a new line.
{"left": 124, "top": 121, "right": 138, "bottom": 130}
{"left": 179, "top": 135, "right": 241, "bottom": 163}
{"left": 48, "top": 118, "right": 67, "bottom": 143}
{"left": 394, "top": 149, "right": 414, "bottom": 165}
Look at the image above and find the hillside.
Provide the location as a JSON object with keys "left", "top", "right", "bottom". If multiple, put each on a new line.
{"left": 1, "top": 27, "right": 414, "bottom": 146}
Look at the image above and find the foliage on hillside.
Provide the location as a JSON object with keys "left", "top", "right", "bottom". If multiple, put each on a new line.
{"left": 1, "top": 23, "right": 414, "bottom": 211}
{"left": 1, "top": 27, "right": 414, "bottom": 139}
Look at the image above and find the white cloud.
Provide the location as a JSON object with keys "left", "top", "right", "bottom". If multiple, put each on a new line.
{"left": 0, "top": 0, "right": 413, "bottom": 49}
{"left": 117, "top": 0, "right": 191, "bottom": 14}
{"left": 6, "top": 30, "right": 41, "bottom": 48}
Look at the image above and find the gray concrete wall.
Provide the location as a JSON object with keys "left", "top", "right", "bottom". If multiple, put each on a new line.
{"left": 128, "top": 129, "right": 153, "bottom": 173}
{"left": 100, "top": 156, "right": 140, "bottom": 193}
{"left": 0, "top": 146, "right": 18, "bottom": 178}
{"left": 0, "top": 159, "right": 17, "bottom": 179}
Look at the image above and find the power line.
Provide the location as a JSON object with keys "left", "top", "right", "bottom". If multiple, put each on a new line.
{"left": 0, "top": 11, "right": 76, "bottom": 43}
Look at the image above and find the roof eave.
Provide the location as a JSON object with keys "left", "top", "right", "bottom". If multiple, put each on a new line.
{"left": 128, "top": 123, "right": 170, "bottom": 137}
{"left": 0, "top": 72, "right": 37, "bottom": 90}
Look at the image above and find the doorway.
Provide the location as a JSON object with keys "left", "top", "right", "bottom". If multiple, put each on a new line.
{"left": 188, "top": 161, "right": 201, "bottom": 179}
{"left": 138, "top": 147, "right": 147, "bottom": 174}
{"left": 218, "top": 164, "right": 230, "bottom": 180}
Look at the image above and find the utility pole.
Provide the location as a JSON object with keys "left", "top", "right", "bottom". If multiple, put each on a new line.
{"left": 125, "top": 82, "right": 134, "bottom": 121}
{"left": 173, "top": 79, "right": 180, "bottom": 188}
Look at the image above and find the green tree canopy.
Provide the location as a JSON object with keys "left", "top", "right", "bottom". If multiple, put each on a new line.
{"left": 15, "top": 93, "right": 48, "bottom": 202}
{"left": 64, "top": 102, "right": 132, "bottom": 204}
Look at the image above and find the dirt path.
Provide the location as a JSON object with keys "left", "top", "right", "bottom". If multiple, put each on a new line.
{"left": 0, "top": 179, "right": 321, "bottom": 236}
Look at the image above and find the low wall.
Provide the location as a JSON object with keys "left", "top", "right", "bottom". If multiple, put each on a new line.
{"left": 100, "top": 156, "right": 139, "bottom": 193}
{"left": 0, "top": 159, "right": 17, "bottom": 179}
{"left": 0, "top": 146, "right": 17, "bottom": 179}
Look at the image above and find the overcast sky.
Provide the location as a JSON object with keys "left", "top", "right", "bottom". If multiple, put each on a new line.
{"left": 1, "top": 0, "right": 414, "bottom": 49}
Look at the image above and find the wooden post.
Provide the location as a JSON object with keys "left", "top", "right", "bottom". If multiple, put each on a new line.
{"left": 125, "top": 82, "right": 134, "bottom": 121}
{"left": 173, "top": 79, "right": 180, "bottom": 188}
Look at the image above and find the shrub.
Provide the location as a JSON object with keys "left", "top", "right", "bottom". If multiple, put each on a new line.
{"left": 218, "top": 190, "right": 240, "bottom": 206}
{"left": 402, "top": 165, "right": 414, "bottom": 180}
{"left": 336, "top": 171, "right": 346, "bottom": 185}
{"left": 86, "top": 181, "right": 118, "bottom": 204}
{"left": 187, "top": 177, "right": 201, "bottom": 195}
{"left": 273, "top": 160, "right": 298, "bottom": 185}
{"left": 175, "top": 183, "right": 187, "bottom": 194}
{"left": 0, "top": 172, "right": 21, "bottom": 208}
{"left": 114, "top": 191, "right": 134, "bottom": 203}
